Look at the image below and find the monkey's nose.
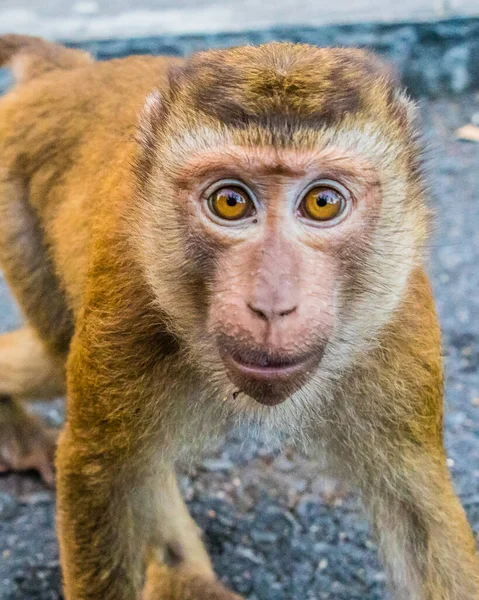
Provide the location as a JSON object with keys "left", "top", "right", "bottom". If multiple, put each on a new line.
{"left": 246, "top": 301, "right": 297, "bottom": 322}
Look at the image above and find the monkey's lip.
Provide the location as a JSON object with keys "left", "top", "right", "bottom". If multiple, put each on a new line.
{"left": 221, "top": 348, "right": 318, "bottom": 402}
{"left": 217, "top": 340, "right": 322, "bottom": 405}
{"left": 225, "top": 353, "right": 311, "bottom": 380}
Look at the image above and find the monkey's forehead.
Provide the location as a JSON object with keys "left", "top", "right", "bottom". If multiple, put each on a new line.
{"left": 158, "top": 111, "right": 420, "bottom": 177}
{"left": 167, "top": 42, "right": 410, "bottom": 134}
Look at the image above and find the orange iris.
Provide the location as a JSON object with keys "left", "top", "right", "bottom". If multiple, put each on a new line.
{"left": 301, "top": 186, "right": 344, "bottom": 222}
{"left": 209, "top": 186, "right": 253, "bottom": 220}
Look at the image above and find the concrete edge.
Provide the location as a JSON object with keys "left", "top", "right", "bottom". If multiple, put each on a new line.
{"left": 1, "top": 17, "right": 479, "bottom": 96}
{"left": 1, "top": 2, "right": 478, "bottom": 43}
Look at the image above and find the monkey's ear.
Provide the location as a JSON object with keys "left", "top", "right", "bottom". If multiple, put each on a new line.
{"left": 371, "top": 56, "right": 418, "bottom": 120}
{"left": 135, "top": 90, "right": 164, "bottom": 183}
{"left": 365, "top": 54, "right": 419, "bottom": 128}
{"left": 137, "top": 89, "right": 163, "bottom": 151}
{"left": 392, "top": 87, "right": 420, "bottom": 135}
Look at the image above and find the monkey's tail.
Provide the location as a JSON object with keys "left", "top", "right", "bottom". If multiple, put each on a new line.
{"left": 0, "top": 34, "right": 93, "bottom": 84}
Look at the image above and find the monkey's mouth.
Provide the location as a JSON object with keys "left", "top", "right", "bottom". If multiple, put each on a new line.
{"left": 227, "top": 352, "right": 310, "bottom": 378}
{"left": 220, "top": 347, "right": 319, "bottom": 406}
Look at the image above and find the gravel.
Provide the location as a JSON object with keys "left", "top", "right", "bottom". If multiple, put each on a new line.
{"left": 0, "top": 90, "right": 478, "bottom": 600}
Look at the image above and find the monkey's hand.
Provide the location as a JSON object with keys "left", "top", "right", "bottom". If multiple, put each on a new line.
{"left": 143, "top": 562, "right": 244, "bottom": 600}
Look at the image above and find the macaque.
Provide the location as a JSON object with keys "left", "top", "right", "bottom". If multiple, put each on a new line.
{"left": 0, "top": 34, "right": 477, "bottom": 600}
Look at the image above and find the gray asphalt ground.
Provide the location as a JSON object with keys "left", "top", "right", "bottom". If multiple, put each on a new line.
{"left": 0, "top": 87, "right": 478, "bottom": 599}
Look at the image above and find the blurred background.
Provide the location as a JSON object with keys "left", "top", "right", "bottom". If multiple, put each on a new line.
{"left": 0, "top": 2, "right": 478, "bottom": 599}
{"left": 0, "top": 0, "right": 478, "bottom": 38}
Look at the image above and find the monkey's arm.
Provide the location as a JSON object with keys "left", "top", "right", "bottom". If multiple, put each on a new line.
{"left": 322, "top": 269, "right": 479, "bottom": 600}
{"left": 56, "top": 235, "right": 237, "bottom": 600}
{"left": 362, "top": 452, "right": 479, "bottom": 599}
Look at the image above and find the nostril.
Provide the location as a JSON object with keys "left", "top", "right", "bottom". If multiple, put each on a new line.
{"left": 278, "top": 306, "right": 297, "bottom": 318}
{"left": 247, "top": 302, "right": 297, "bottom": 320}
{"left": 247, "top": 302, "right": 268, "bottom": 321}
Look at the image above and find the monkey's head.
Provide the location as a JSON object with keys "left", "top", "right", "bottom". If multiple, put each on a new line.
{"left": 133, "top": 43, "right": 429, "bottom": 409}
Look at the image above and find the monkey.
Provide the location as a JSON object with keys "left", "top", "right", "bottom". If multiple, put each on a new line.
{"left": 0, "top": 33, "right": 477, "bottom": 600}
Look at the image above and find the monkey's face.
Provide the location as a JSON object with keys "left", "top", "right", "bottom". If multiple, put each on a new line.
{"left": 153, "top": 143, "right": 408, "bottom": 407}
{"left": 135, "top": 43, "right": 429, "bottom": 409}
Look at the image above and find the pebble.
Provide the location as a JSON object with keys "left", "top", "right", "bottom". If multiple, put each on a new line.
{"left": 0, "top": 493, "right": 18, "bottom": 520}
{"left": 201, "top": 458, "right": 234, "bottom": 472}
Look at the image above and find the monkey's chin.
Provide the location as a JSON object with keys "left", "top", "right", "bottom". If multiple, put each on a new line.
{"left": 221, "top": 351, "right": 319, "bottom": 407}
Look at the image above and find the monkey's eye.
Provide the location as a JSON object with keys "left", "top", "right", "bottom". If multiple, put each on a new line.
{"left": 208, "top": 186, "right": 255, "bottom": 221}
{"left": 300, "top": 185, "right": 346, "bottom": 223}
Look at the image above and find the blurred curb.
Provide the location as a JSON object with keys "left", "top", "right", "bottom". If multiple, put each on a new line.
{"left": 0, "top": 18, "right": 478, "bottom": 97}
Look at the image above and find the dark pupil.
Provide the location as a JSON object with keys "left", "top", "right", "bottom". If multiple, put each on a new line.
{"left": 316, "top": 193, "right": 329, "bottom": 207}
{"left": 226, "top": 194, "right": 238, "bottom": 207}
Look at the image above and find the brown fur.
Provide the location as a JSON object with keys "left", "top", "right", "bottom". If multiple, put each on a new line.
{"left": 0, "top": 35, "right": 477, "bottom": 600}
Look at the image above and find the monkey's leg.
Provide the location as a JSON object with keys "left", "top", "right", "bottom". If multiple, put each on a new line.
{"left": 148, "top": 470, "right": 214, "bottom": 578}
{"left": 0, "top": 326, "right": 65, "bottom": 399}
{"left": 0, "top": 395, "right": 57, "bottom": 485}
{"left": 0, "top": 327, "right": 65, "bottom": 484}
{"left": 358, "top": 449, "right": 479, "bottom": 599}
{"left": 143, "top": 474, "right": 245, "bottom": 599}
